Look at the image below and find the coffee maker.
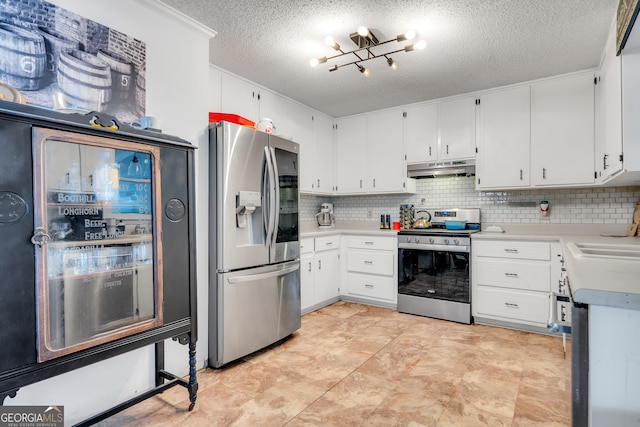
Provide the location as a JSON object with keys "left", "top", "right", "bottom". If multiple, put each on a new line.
{"left": 315, "top": 203, "right": 335, "bottom": 228}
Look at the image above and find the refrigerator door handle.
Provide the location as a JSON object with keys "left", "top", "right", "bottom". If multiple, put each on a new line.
{"left": 262, "top": 146, "right": 276, "bottom": 246}
{"left": 269, "top": 146, "right": 280, "bottom": 249}
{"left": 227, "top": 262, "right": 300, "bottom": 284}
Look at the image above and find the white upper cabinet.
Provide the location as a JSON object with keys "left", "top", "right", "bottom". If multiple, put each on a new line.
{"left": 438, "top": 96, "right": 477, "bottom": 161}
{"left": 220, "top": 73, "right": 259, "bottom": 123}
{"left": 404, "top": 103, "right": 438, "bottom": 163}
{"left": 477, "top": 86, "right": 531, "bottom": 189}
{"left": 368, "top": 108, "right": 405, "bottom": 193}
{"left": 335, "top": 115, "right": 368, "bottom": 193}
{"left": 531, "top": 72, "right": 595, "bottom": 186}
{"left": 596, "top": 24, "right": 623, "bottom": 182}
{"left": 312, "top": 113, "right": 335, "bottom": 194}
{"left": 259, "top": 89, "right": 291, "bottom": 138}
{"left": 290, "top": 103, "right": 314, "bottom": 193}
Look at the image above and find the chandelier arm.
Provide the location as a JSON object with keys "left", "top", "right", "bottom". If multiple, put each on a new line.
{"left": 325, "top": 38, "right": 405, "bottom": 61}
{"left": 328, "top": 49, "right": 401, "bottom": 70}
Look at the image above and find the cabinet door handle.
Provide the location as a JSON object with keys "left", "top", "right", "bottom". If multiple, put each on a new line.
{"left": 308, "top": 262, "right": 312, "bottom": 272}
{"left": 429, "top": 146, "right": 432, "bottom": 156}
{"left": 505, "top": 302, "right": 519, "bottom": 308}
{"left": 446, "top": 144, "right": 449, "bottom": 154}
{"left": 603, "top": 154, "right": 609, "bottom": 170}
{"left": 365, "top": 241, "right": 374, "bottom": 245}
{"left": 373, "top": 178, "right": 376, "bottom": 188}
{"left": 360, "top": 179, "right": 363, "bottom": 188}
{"left": 325, "top": 242, "right": 333, "bottom": 246}
{"left": 364, "top": 260, "right": 373, "bottom": 265}
{"left": 520, "top": 169, "right": 523, "bottom": 180}
{"left": 504, "top": 272, "right": 519, "bottom": 278}
{"left": 365, "top": 284, "right": 374, "bottom": 289}
{"left": 542, "top": 168, "right": 546, "bottom": 179}
{"left": 504, "top": 249, "right": 519, "bottom": 253}
{"left": 318, "top": 260, "right": 321, "bottom": 270}
{"left": 317, "top": 179, "right": 320, "bottom": 188}
{"left": 31, "top": 227, "right": 51, "bottom": 247}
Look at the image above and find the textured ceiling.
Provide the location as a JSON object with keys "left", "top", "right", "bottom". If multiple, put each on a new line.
{"left": 159, "top": 0, "right": 618, "bottom": 117}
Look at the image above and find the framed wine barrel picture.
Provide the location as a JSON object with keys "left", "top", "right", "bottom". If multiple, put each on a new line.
{"left": 0, "top": 0, "right": 146, "bottom": 124}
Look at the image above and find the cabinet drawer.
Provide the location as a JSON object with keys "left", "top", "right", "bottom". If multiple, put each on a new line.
{"left": 347, "top": 250, "right": 394, "bottom": 276}
{"left": 474, "top": 240, "right": 550, "bottom": 260}
{"left": 347, "top": 272, "right": 395, "bottom": 301}
{"left": 475, "top": 258, "right": 550, "bottom": 292}
{"left": 300, "top": 237, "right": 314, "bottom": 255}
{"left": 314, "top": 235, "right": 340, "bottom": 252}
{"left": 347, "top": 235, "right": 395, "bottom": 251}
{"left": 475, "top": 287, "right": 549, "bottom": 324}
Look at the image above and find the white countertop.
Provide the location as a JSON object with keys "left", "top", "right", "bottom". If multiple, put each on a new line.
{"left": 300, "top": 221, "right": 400, "bottom": 238}
{"left": 471, "top": 224, "right": 640, "bottom": 309}
{"left": 472, "top": 224, "right": 640, "bottom": 310}
{"left": 471, "top": 223, "right": 630, "bottom": 241}
{"left": 558, "top": 234, "right": 640, "bottom": 309}
{"left": 301, "top": 221, "right": 640, "bottom": 309}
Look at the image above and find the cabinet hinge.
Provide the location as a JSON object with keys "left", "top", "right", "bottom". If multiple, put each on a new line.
{"left": 620, "top": 153, "right": 624, "bottom": 162}
{"left": 403, "top": 112, "right": 407, "bottom": 118}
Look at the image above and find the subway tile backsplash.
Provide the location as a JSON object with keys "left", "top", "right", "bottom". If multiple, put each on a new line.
{"left": 300, "top": 176, "right": 640, "bottom": 225}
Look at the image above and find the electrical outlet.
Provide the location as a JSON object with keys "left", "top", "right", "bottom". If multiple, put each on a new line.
{"left": 420, "top": 197, "right": 426, "bottom": 206}
{"left": 367, "top": 209, "right": 372, "bottom": 218}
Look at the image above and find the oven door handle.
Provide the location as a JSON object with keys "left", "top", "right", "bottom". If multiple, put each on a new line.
{"left": 398, "top": 243, "right": 470, "bottom": 252}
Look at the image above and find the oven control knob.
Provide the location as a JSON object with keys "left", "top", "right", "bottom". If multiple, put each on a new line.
{"left": 413, "top": 237, "right": 420, "bottom": 243}
{"left": 454, "top": 239, "right": 459, "bottom": 245}
{"left": 406, "top": 237, "right": 411, "bottom": 243}
{"left": 444, "top": 238, "right": 450, "bottom": 244}
{"left": 429, "top": 238, "right": 435, "bottom": 244}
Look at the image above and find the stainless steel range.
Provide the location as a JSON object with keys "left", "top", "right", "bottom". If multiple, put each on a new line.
{"left": 397, "top": 208, "right": 480, "bottom": 324}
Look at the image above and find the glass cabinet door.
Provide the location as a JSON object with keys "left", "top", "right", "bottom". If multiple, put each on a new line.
{"left": 32, "top": 127, "right": 163, "bottom": 362}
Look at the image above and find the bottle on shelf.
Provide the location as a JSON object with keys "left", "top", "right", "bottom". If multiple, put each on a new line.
{"left": 94, "top": 149, "right": 120, "bottom": 204}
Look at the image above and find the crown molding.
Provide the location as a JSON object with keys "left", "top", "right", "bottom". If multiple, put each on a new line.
{"left": 133, "top": 0, "right": 217, "bottom": 39}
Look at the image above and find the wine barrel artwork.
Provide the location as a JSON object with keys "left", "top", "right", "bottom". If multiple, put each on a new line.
{"left": 135, "top": 65, "right": 145, "bottom": 115}
{"left": 0, "top": 23, "right": 47, "bottom": 90}
{"left": 57, "top": 49, "right": 112, "bottom": 112}
{"left": 97, "top": 50, "right": 133, "bottom": 101}
{"left": 37, "top": 26, "right": 79, "bottom": 85}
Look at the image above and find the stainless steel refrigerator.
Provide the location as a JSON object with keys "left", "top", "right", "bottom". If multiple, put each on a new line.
{"left": 208, "top": 121, "right": 300, "bottom": 368}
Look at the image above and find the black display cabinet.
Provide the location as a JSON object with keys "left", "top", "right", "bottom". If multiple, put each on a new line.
{"left": 0, "top": 100, "right": 197, "bottom": 425}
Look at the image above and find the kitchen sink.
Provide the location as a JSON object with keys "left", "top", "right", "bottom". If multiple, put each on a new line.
{"left": 567, "top": 242, "right": 640, "bottom": 260}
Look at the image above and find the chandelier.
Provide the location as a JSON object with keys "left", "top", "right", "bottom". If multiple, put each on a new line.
{"left": 310, "top": 26, "right": 426, "bottom": 77}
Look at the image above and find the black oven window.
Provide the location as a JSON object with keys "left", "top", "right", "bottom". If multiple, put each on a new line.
{"left": 398, "top": 249, "right": 470, "bottom": 303}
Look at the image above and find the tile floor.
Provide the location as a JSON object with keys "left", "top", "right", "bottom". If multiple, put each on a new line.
{"left": 98, "top": 301, "right": 571, "bottom": 426}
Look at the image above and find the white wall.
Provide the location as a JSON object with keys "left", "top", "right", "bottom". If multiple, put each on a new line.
{"left": 6, "top": 1, "right": 213, "bottom": 425}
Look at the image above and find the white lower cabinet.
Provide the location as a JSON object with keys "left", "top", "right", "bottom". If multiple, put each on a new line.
{"left": 343, "top": 235, "right": 397, "bottom": 306}
{"left": 299, "top": 238, "right": 314, "bottom": 312}
{"left": 300, "top": 235, "right": 340, "bottom": 313}
{"left": 473, "top": 239, "right": 561, "bottom": 329}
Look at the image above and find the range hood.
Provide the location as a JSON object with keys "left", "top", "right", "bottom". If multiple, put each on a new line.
{"left": 407, "top": 159, "right": 475, "bottom": 178}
